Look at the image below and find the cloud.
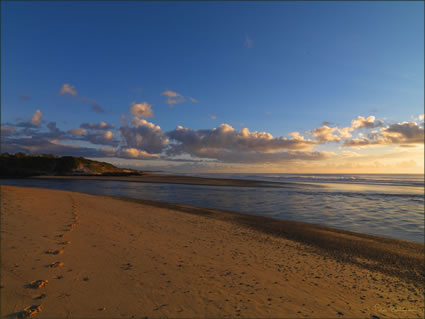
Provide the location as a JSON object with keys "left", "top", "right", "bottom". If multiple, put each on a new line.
{"left": 1, "top": 118, "right": 123, "bottom": 158}
{"left": 118, "top": 148, "right": 159, "bottom": 160}
{"left": 344, "top": 121, "right": 424, "bottom": 147}
{"left": 69, "top": 122, "right": 119, "bottom": 146}
{"left": 194, "top": 150, "right": 330, "bottom": 164}
{"left": 80, "top": 122, "right": 115, "bottom": 130}
{"left": 336, "top": 127, "right": 354, "bottom": 139}
{"left": 31, "top": 109, "right": 43, "bottom": 126}
{"left": 166, "top": 124, "right": 317, "bottom": 163}
{"left": 161, "top": 90, "right": 181, "bottom": 98}
{"left": 3, "top": 109, "right": 422, "bottom": 168}
{"left": 119, "top": 118, "right": 169, "bottom": 154}
{"left": 1, "top": 137, "right": 116, "bottom": 158}
{"left": 120, "top": 114, "right": 127, "bottom": 126}
{"left": 84, "top": 130, "right": 119, "bottom": 147}
{"left": 1, "top": 126, "right": 17, "bottom": 137}
{"left": 1, "top": 118, "right": 108, "bottom": 156}
{"left": 68, "top": 126, "right": 118, "bottom": 146}
{"left": 160, "top": 91, "right": 198, "bottom": 106}
{"left": 383, "top": 121, "right": 424, "bottom": 143}
{"left": 2, "top": 113, "right": 165, "bottom": 159}
{"left": 129, "top": 102, "right": 154, "bottom": 118}
{"left": 58, "top": 84, "right": 103, "bottom": 113}
{"left": 308, "top": 115, "right": 385, "bottom": 143}
{"left": 351, "top": 115, "right": 384, "bottom": 129}
{"left": 68, "top": 128, "right": 87, "bottom": 136}
{"left": 307, "top": 125, "right": 341, "bottom": 143}
{"left": 210, "top": 115, "right": 217, "bottom": 120}
{"left": 91, "top": 104, "right": 105, "bottom": 113}
{"left": 161, "top": 90, "right": 185, "bottom": 107}
{"left": 244, "top": 35, "right": 253, "bottom": 48}
{"left": 46, "top": 122, "right": 61, "bottom": 134}
{"left": 59, "top": 84, "right": 77, "bottom": 97}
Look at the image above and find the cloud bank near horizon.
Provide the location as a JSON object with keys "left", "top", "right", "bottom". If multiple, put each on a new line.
{"left": 2, "top": 108, "right": 423, "bottom": 168}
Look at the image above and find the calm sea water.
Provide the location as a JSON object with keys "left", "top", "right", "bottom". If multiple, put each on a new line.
{"left": 1, "top": 174, "right": 424, "bottom": 243}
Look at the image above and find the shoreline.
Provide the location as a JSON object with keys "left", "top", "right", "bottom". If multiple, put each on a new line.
{"left": 1, "top": 179, "right": 422, "bottom": 244}
{"left": 30, "top": 174, "right": 315, "bottom": 188}
{"left": 111, "top": 194, "right": 425, "bottom": 284}
{"left": 1, "top": 185, "right": 424, "bottom": 318}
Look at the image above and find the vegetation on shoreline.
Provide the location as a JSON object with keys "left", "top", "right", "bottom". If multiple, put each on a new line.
{"left": 0, "top": 153, "right": 144, "bottom": 177}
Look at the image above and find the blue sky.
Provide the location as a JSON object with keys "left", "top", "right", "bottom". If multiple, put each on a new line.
{"left": 1, "top": 1, "right": 424, "bottom": 173}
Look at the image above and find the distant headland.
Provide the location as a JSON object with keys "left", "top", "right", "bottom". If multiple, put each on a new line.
{"left": 0, "top": 153, "right": 145, "bottom": 177}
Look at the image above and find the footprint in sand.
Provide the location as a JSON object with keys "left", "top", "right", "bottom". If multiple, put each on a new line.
{"left": 17, "top": 304, "right": 42, "bottom": 318}
{"left": 33, "top": 294, "right": 46, "bottom": 300}
{"left": 25, "top": 280, "right": 48, "bottom": 289}
{"left": 121, "top": 263, "right": 133, "bottom": 270}
{"left": 63, "top": 224, "right": 77, "bottom": 232}
{"left": 45, "top": 249, "right": 64, "bottom": 255}
{"left": 45, "top": 262, "right": 64, "bottom": 268}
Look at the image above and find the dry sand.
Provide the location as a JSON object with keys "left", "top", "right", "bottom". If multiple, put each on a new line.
{"left": 1, "top": 185, "right": 423, "bottom": 318}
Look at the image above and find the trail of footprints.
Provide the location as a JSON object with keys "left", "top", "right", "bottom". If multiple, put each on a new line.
{"left": 16, "top": 195, "right": 80, "bottom": 319}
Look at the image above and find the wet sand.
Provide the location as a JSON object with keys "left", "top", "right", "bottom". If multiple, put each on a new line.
{"left": 1, "top": 185, "right": 423, "bottom": 318}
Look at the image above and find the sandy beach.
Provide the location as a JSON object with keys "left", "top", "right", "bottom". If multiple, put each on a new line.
{"left": 1, "top": 185, "right": 423, "bottom": 318}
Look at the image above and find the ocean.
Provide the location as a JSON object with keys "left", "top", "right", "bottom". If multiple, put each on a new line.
{"left": 1, "top": 173, "right": 423, "bottom": 243}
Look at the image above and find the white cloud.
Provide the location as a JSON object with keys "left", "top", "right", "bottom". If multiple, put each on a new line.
{"left": 383, "top": 121, "right": 424, "bottom": 143}
{"left": 188, "top": 97, "right": 199, "bottom": 103}
{"left": 118, "top": 148, "right": 159, "bottom": 159}
{"left": 130, "top": 102, "right": 154, "bottom": 118}
{"left": 161, "top": 90, "right": 185, "bottom": 107}
{"left": 336, "top": 127, "right": 354, "bottom": 139}
{"left": 58, "top": 84, "right": 103, "bottom": 113}
{"left": 31, "top": 109, "right": 43, "bottom": 126}
{"left": 59, "top": 84, "right": 77, "bottom": 97}
{"left": 166, "top": 124, "right": 318, "bottom": 163}
{"left": 119, "top": 118, "right": 169, "bottom": 154}
{"left": 161, "top": 90, "right": 182, "bottom": 98}
{"left": 351, "top": 115, "right": 384, "bottom": 129}
{"left": 308, "top": 115, "right": 384, "bottom": 143}
{"left": 344, "top": 121, "right": 424, "bottom": 147}
{"left": 68, "top": 126, "right": 118, "bottom": 146}
{"left": 308, "top": 125, "right": 340, "bottom": 143}
{"left": 84, "top": 131, "right": 119, "bottom": 147}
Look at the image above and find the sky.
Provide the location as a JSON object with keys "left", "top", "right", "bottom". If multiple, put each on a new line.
{"left": 1, "top": 1, "right": 424, "bottom": 174}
